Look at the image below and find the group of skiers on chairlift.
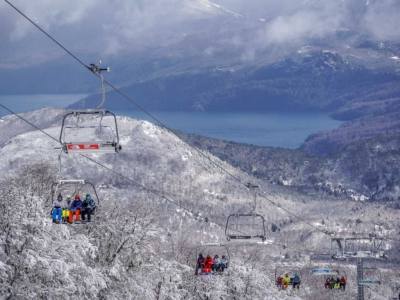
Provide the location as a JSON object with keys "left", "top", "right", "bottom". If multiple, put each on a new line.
{"left": 195, "top": 254, "right": 229, "bottom": 275}
{"left": 51, "top": 193, "right": 96, "bottom": 224}
{"left": 325, "top": 276, "right": 347, "bottom": 290}
{"left": 276, "top": 273, "right": 301, "bottom": 290}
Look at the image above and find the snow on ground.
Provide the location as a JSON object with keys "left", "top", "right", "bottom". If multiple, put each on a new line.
{"left": 0, "top": 108, "right": 398, "bottom": 299}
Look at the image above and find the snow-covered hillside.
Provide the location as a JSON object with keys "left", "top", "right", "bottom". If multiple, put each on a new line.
{"left": 0, "top": 108, "right": 398, "bottom": 299}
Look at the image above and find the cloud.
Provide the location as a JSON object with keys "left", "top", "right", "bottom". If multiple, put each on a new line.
{"left": 1, "top": 0, "right": 399, "bottom": 67}
{"left": 363, "top": 0, "right": 400, "bottom": 41}
{"left": 3, "top": 0, "right": 95, "bottom": 41}
{"left": 1, "top": 0, "right": 222, "bottom": 60}
{"left": 261, "top": 10, "right": 342, "bottom": 46}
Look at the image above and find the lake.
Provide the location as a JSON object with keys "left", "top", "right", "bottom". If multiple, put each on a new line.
{"left": 0, "top": 94, "right": 342, "bottom": 149}
{"left": 117, "top": 110, "right": 341, "bottom": 148}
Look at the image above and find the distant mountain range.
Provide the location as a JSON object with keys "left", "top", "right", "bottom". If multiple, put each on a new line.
{"left": 185, "top": 127, "right": 400, "bottom": 203}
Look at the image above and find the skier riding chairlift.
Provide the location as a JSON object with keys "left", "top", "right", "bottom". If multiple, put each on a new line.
{"left": 51, "top": 179, "right": 99, "bottom": 224}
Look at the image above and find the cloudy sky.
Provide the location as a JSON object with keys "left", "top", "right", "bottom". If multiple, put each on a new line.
{"left": 1, "top": 0, "right": 399, "bottom": 68}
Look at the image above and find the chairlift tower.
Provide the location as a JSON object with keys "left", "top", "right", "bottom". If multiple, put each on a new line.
{"left": 331, "top": 237, "right": 387, "bottom": 300}
{"left": 357, "top": 258, "right": 365, "bottom": 300}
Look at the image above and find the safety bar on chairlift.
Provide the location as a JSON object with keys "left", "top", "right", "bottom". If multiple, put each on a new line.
{"left": 51, "top": 179, "right": 100, "bottom": 206}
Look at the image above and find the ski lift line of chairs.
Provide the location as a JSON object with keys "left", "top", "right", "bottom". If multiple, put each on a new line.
{"left": 59, "top": 110, "right": 122, "bottom": 153}
{"left": 195, "top": 243, "right": 230, "bottom": 276}
{"left": 225, "top": 213, "right": 267, "bottom": 242}
{"left": 51, "top": 179, "right": 99, "bottom": 224}
{"left": 331, "top": 237, "right": 386, "bottom": 260}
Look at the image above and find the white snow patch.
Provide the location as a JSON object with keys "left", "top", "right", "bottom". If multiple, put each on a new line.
{"left": 297, "top": 45, "right": 313, "bottom": 54}
{"left": 281, "top": 179, "right": 292, "bottom": 186}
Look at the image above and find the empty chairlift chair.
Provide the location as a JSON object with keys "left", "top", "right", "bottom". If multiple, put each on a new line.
{"left": 60, "top": 110, "right": 121, "bottom": 153}
{"left": 331, "top": 237, "right": 386, "bottom": 260}
{"left": 225, "top": 213, "right": 266, "bottom": 242}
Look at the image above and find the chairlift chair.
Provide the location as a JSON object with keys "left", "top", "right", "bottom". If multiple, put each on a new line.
{"left": 225, "top": 213, "right": 266, "bottom": 242}
{"left": 331, "top": 237, "right": 386, "bottom": 260}
{"left": 195, "top": 243, "right": 230, "bottom": 276}
{"left": 274, "top": 266, "right": 302, "bottom": 289}
{"left": 60, "top": 110, "right": 121, "bottom": 153}
{"left": 309, "top": 265, "right": 348, "bottom": 291}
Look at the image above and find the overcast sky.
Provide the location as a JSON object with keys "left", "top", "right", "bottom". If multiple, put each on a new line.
{"left": 1, "top": 0, "right": 399, "bottom": 68}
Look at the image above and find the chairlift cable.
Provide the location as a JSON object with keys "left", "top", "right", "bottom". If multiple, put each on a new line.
{"left": 3, "top": 1, "right": 400, "bottom": 246}
{"left": 0, "top": 103, "right": 209, "bottom": 224}
{"left": 79, "top": 153, "right": 208, "bottom": 221}
{"left": 0, "top": 102, "right": 255, "bottom": 236}
{"left": 0, "top": 101, "right": 254, "bottom": 236}
{"left": 2, "top": 0, "right": 241, "bottom": 180}
{"left": 2, "top": 0, "right": 309, "bottom": 231}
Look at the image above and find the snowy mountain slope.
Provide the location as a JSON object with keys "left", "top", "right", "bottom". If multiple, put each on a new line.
{"left": 1, "top": 108, "right": 398, "bottom": 243}
{"left": 0, "top": 108, "right": 398, "bottom": 299}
